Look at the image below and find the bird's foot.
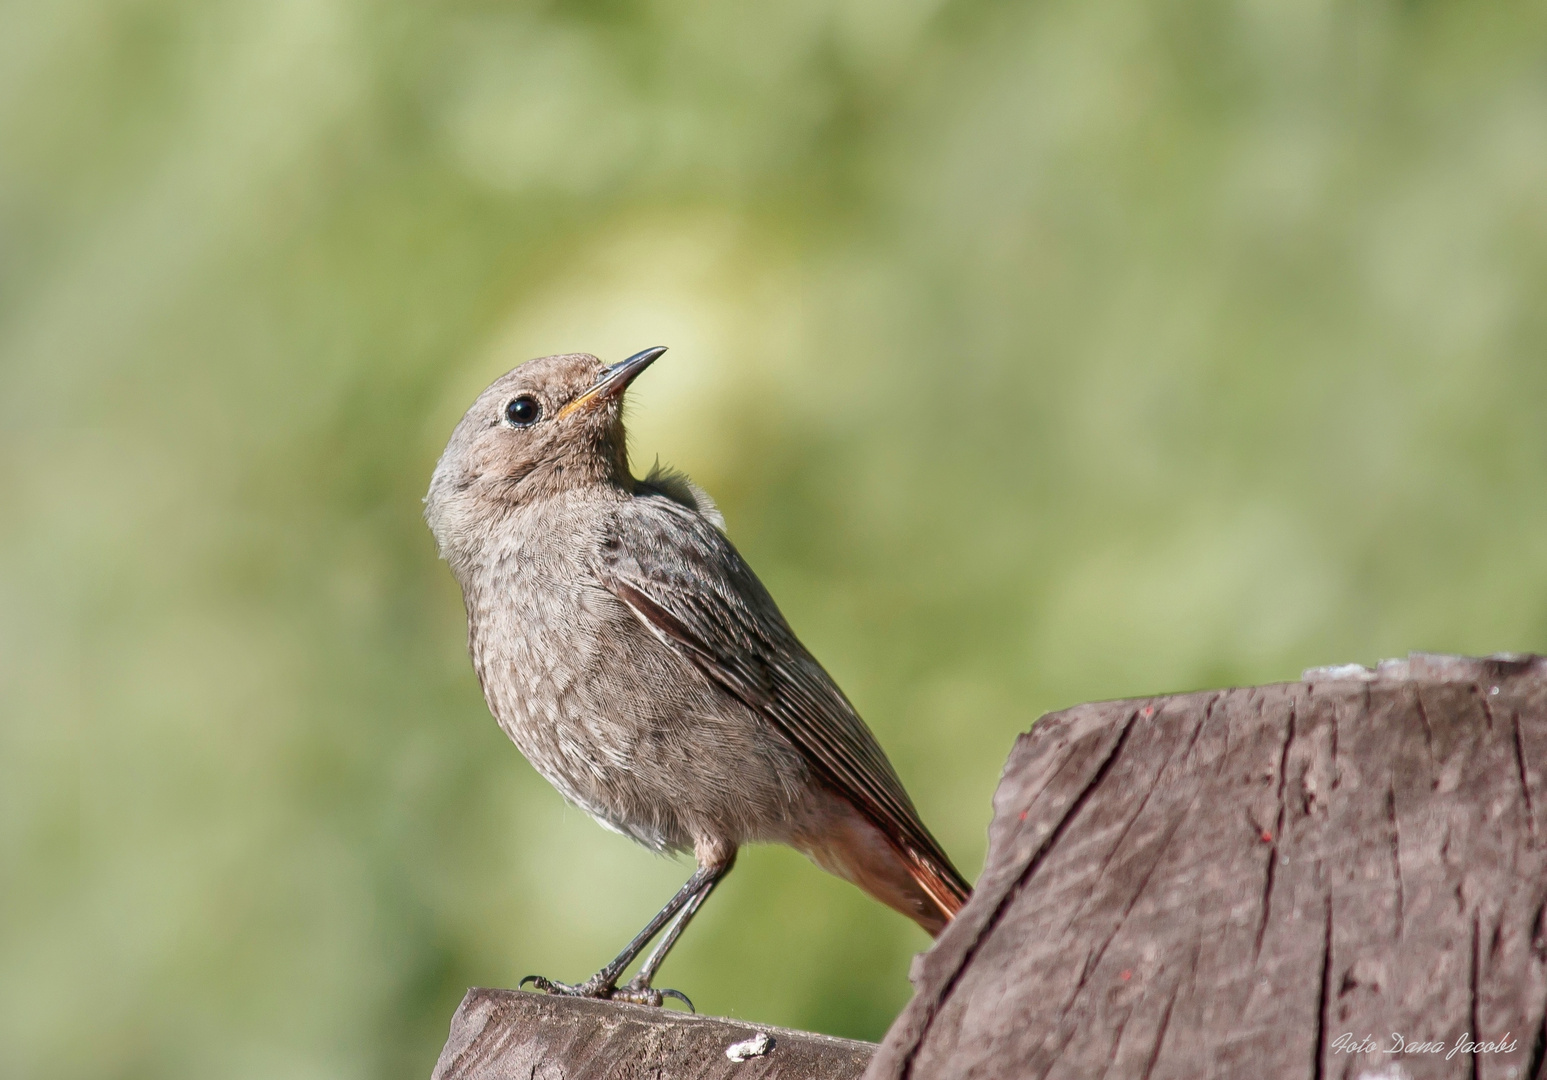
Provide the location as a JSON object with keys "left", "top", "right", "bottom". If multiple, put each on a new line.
{"left": 609, "top": 976, "right": 694, "bottom": 1012}
{"left": 519, "top": 973, "right": 692, "bottom": 1011}
{"left": 519, "top": 973, "right": 612, "bottom": 998}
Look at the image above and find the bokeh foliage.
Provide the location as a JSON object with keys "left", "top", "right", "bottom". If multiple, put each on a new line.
{"left": 2, "top": 0, "right": 1546, "bottom": 1076}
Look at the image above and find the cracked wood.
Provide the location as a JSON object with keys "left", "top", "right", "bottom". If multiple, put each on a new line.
{"left": 433, "top": 988, "right": 874, "bottom": 1079}
{"left": 865, "top": 653, "right": 1547, "bottom": 1080}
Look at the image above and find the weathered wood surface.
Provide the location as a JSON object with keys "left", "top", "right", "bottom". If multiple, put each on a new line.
{"left": 866, "top": 653, "right": 1547, "bottom": 1080}
{"left": 432, "top": 987, "right": 874, "bottom": 1079}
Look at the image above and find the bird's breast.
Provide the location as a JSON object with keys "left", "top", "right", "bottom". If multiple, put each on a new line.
{"left": 456, "top": 499, "right": 815, "bottom": 853}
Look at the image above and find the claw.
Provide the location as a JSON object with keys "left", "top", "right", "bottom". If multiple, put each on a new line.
{"left": 658, "top": 987, "right": 695, "bottom": 1012}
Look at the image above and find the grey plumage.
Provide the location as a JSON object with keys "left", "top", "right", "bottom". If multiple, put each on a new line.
{"left": 426, "top": 348, "right": 969, "bottom": 1006}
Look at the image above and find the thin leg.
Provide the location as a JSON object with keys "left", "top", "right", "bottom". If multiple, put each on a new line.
{"left": 611, "top": 863, "right": 729, "bottom": 1009}
{"left": 521, "top": 861, "right": 723, "bottom": 1001}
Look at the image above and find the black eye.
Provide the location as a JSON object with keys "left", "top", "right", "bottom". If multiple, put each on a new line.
{"left": 505, "top": 395, "right": 542, "bottom": 427}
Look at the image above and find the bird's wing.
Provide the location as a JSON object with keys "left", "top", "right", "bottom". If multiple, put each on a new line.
{"left": 590, "top": 493, "right": 971, "bottom": 910}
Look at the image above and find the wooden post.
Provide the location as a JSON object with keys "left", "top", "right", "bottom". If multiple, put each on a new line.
{"left": 430, "top": 654, "right": 1547, "bottom": 1079}
{"left": 432, "top": 988, "right": 874, "bottom": 1079}
{"left": 867, "top": 653, "right": 1547, "bottom": 1080}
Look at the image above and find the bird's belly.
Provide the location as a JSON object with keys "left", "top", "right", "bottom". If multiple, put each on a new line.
{"left": 469, "top": 579, "right": 808, "bottom": 853}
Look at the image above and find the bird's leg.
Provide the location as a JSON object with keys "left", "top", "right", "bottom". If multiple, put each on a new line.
{"left": 520, "top": 860, "right": 724, "bottom": 1002}
{"left": 610, "top": 855, "right": 732, "bottom": 1009}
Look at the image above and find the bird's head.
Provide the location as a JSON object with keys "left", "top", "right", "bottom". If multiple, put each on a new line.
{"left": 425, "top": 347, "right": 664, "bottom": 562}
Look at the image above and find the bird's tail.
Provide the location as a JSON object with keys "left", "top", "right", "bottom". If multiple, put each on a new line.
{"left": 900, "top": 842, "right": 972, "bottom": 932}
{"left": 796, "top": 798, "right": 972, "bottom": 938}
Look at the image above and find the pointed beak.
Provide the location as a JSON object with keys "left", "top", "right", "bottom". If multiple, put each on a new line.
{"left": 557, "top": 346, "right": 667, "bottom": 419}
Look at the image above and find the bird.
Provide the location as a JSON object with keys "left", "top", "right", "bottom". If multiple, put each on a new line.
{"left": 424, "top": 346, "right": 972, "bottom": 1008}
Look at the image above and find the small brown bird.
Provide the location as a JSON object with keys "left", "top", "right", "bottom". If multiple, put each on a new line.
{"left": 425, "top": 347, "right": 971, "bottom": 1008}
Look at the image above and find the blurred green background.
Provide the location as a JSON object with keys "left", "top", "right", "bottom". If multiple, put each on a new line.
{"left": 3, "top": 0, "right": 1546, "bottom": 1076}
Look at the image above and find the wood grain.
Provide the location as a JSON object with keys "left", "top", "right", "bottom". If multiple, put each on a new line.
{"left": 866, "top": 653, "right": 1547, "bottom": 1080}
{"left": 432, "top": 988, "right": 874, "bottom": 1080}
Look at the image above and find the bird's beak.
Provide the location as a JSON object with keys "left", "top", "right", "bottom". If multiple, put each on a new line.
{"left": 557, "top": 346, "right": 667, "bottom": 419}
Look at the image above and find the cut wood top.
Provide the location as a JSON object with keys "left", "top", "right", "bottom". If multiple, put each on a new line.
{"left": 433, "top": 987, "right": 875, "bottom": 1080}
{"left": 866, "top": 652, "right": 1547, "bottom": 1080}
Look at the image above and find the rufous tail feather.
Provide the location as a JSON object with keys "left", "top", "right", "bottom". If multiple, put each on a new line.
{"left": 904, "top": 845, "right": 971, "bottom": 932}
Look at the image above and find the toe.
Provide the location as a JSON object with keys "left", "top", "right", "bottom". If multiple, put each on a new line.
{"left": 521, "top": 974, "right": 613, "bottom": 998}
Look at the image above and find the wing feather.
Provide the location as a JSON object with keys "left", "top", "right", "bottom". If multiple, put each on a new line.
{"left": 591, "top": 494, "right": 970, "bottom": 906}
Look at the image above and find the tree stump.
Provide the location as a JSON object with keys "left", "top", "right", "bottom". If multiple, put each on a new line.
{"left": 866, "top": 653, "right": 1547, "bottom": 1080}
{"left": 432, "top": 987, "right": 874, "bottom": 1079}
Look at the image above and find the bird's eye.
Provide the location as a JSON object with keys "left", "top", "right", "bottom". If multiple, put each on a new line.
{"left": 505, "top": 395, "right": 542, "bottom": 427}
